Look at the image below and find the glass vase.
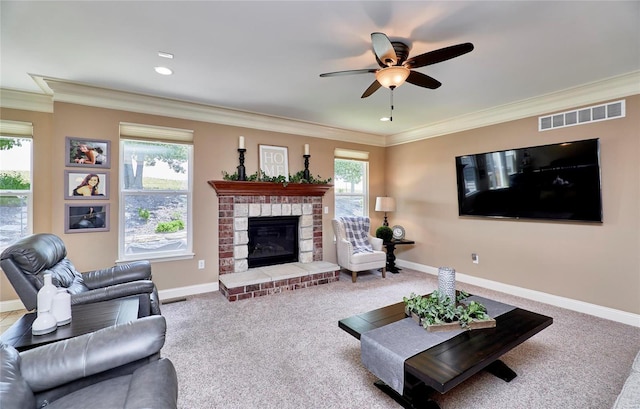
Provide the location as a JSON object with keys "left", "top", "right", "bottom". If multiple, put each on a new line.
{"left": 438, "top": 267, "right": 456, "bottom": 304}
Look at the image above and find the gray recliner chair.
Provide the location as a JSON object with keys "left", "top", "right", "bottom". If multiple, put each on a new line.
{"left": 0, "top": 233, "right": 161, "bottom": 316}
{"left": 0, "top": 315, "right": 178, "bottom": 409}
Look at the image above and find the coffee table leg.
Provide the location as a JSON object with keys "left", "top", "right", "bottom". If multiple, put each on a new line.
{"left": 485, "top": 359, "right": 518, "bottom": 382}
{"left": 373, "top": 380, "right": 441, "bottom": 409}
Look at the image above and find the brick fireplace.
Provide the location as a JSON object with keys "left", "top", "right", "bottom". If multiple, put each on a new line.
{"left": 209, "top": 181, "right": 339, "bottom": 300}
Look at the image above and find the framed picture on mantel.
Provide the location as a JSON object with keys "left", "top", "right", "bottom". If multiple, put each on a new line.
{"left": 259, "top": 144, "right": 288, "bottom": 180}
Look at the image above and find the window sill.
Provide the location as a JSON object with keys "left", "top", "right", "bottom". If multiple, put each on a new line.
{"left": 116, "top": 252, "right": 195, "bottom": 264}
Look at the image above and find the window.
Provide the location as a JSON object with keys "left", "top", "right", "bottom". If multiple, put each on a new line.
{"left": 334, "top": 149, "right": 369, "bottom": 218}
{"left": 0, "top": 120, "right": 33, "bottom": 252}
{"left": 119, "top": 123, "right": 193, "bottom": 261}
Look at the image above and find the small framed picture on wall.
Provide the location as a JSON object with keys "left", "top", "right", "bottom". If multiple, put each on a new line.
{"left": 64, "top": 170, "right": 109, "bottom": 199}
{"left": 65, "top": 204, "right": 109, "bottom": 233}
{"left": 65, "top": 137, "right": 110, "bottom": 168}
{"left": 259, "top": 144, "right": 288, "bottom": 180}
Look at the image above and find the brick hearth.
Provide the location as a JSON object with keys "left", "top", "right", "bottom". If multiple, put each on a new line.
{"left": 219, "top": 261, "right": 340, "bottom": 301}
{"left": 209, "top": 181, "right": 339, "bottom": 301}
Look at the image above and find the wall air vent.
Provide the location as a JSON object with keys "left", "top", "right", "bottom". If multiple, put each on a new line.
{"left": 539, "top": 100, "right": 625, "bottom": 131}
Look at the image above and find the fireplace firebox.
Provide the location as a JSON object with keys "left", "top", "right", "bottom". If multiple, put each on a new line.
{"left": 247, "top": 216, "right": 299, "bottom": 268}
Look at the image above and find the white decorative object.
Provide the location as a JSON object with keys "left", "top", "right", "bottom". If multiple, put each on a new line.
{"left": 33, "top": 273, "right": 58, "bottom": 335}
{"left": 438, "top": 267, "right": 456, "bottom": 304}
{"left": 32, "top": 311, "right": 57, "bottom": 335}
{"left": 37, "top": 273, "right": 56, "bottom": 313}
{"left": 52, "top": 288, "right": 72, "bottom": 326}
{"left": 392, "top": 225, "right": 405, "bottom": 240}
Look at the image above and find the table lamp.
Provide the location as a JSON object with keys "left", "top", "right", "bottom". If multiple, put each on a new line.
{"left": 375, "top": 197, "right": 396, "bottom": 227}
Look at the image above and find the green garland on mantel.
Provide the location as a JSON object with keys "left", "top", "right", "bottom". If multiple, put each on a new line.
{"left": 222, "top": 170, "right": 332, "bottom": 186}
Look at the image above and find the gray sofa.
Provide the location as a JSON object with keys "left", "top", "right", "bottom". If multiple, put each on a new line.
{"left": 0, "top": 233, "right": 161, "bottom": 316}
{"left": 0, "top": 315, "right": 177, "bottom": 409}
{"left": 613, "top": 350, "right": 640, "bottom": 408}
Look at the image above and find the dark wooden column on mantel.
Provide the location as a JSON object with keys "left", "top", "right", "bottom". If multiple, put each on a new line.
{"left": 207, "top": 180, "right": 333, "bottom": 196}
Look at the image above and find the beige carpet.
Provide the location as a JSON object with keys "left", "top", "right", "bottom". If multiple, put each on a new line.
{"left": 160, "top": 268, "right": 639, "bottom": 409}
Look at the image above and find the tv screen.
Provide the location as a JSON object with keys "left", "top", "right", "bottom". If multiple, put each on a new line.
{"left": 455, "top": 139, "right": 602, "bottom": 222}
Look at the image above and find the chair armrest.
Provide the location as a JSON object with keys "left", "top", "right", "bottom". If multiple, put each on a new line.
{"left": 70, "top": 280, "right": 155, "bottom": 306}
{"left": 81, "top": 260, "right": 152, "bottom": 289}
{"left": 369, "top": 235, "right": 383, "bottom": 251}
{"left": 336, "top": 238, "right": 353, "bottom": 266}
{"left": 125, "top": 358, "right": 178, "bottom": 409}
{"left": 20, "top": 315, "right": 166, "bottom": 393}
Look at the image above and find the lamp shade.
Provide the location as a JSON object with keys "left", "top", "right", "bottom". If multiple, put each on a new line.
{"left": 375, "top": 66, "right": 410, "bottom": 89}
{"left": 375, "top": 197, "right": 396, "bottom": 212}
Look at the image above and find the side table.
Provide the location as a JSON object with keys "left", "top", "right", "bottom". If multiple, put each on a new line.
{"left": 0, "top": 296, "right": 139, "bottom": 351}
{"left": 383, "top": 239, "right": 415, "bottom": 273}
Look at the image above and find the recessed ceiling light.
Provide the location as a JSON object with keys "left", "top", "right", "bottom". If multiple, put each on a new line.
{"left": 154, "top": 66, "right": 173, "bottom": 75}
{"left": 380, "top": 117, "right": 391, "bottom": 122}
{"left": 158, "top": 51, "right": 174, "bottom": 59}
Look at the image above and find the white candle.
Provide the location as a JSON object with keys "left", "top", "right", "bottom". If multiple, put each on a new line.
{"left": 304, "top": 144, "right": 309, "bottom": 155}
{"left": 239, "top": 136, "right": 245, "bottom": 149}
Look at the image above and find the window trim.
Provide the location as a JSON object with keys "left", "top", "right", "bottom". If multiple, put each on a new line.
{"left": 334, "top": 157, "right": 369, "bottom": 218}
{"left": 118, "top": 127, "right": 194, "bottom": 262}
{"left": 0, "top": 124, "right": 33, "bottom": 252}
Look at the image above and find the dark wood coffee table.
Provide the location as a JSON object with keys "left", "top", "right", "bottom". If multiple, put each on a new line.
{"left": 0, "top": 296, "right": 139, "bottom": 351}
{"left": 339, "top": 296, "right": 552, "bottom": 409}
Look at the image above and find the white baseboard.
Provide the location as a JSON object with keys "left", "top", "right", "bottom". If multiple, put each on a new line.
{"left": 397, "top": 259, "right": 640, "bottom": 328}
{"left": 0, "top": 282, "right": 220, "bottom": 313}
{"left": 5, "top": 267, "right": 638, "bottom": 328}
{"left": 158, "top": 282, "right": 218, "bottom": 301}
{"left": 0, "top": 299, "right": 30, "bottom": 313}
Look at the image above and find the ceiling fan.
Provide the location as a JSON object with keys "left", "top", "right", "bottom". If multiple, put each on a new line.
{"left": 320, "top": 32, "right": 474, "bottom": 98}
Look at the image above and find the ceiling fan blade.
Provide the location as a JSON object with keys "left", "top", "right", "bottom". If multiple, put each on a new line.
{"left": 405, "top": 42, "right": 474, "bottom": 69}
{"left": 406, "top": 71, "right": 442, "bottom": 89}
{"left": 371, "top": 32, "right": 397, "bottom": 66}
{"left": 319, "top": 68, "right": 377, "bottom": 78}
{"left": 361, "top": 80, "right": 382, "bottom": 98}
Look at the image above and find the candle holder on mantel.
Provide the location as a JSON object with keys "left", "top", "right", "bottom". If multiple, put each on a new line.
{"left": 303, "top": 154, "right": 311, "bottom": 180}
{"left": 237, "top": 148, "right": 247, "bottom": 181}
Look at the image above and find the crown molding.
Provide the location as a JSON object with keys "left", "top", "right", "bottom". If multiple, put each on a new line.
{"left": 3, "top": 72, "right": 637, "bottom": 148}
{"left": 0, "top": 88, "right": 53, "bottom": 113}
{"left": 387, "top": 70, "right": 640, "bottom": 146}
{"left": 33, "top": 76, "right": 386, "bottom": 147}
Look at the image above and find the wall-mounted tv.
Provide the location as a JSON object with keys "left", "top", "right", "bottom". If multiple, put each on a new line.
{"left": 455, "top": 138, "right": 602, "bottom": 222}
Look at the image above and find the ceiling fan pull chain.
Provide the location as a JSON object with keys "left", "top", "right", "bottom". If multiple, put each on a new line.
{"left": 389, "top": 88, "right": 394, "bottom": 121}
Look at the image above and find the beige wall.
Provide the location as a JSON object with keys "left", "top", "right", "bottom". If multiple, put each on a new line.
{"left": 385, "top": 95, "right": 640, "bottom": 314}
{"left": 0, "top": 103, "right": 386, "bottom": 302}
{"left": 2, "top": 96, "right": 638, "bottom": 315}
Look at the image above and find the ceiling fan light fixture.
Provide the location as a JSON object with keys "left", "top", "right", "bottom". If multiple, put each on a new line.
{"left": 375, "top": 66, "right": 410, "bottom": 89}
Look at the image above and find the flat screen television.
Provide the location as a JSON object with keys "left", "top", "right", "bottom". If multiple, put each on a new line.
{"left": 455, "top": 138, "right": 602, "bottom": 222}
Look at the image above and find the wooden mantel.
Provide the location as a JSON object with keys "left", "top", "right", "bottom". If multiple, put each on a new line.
{"left": 208, "top": 180, "right": 333, "bottom": 196}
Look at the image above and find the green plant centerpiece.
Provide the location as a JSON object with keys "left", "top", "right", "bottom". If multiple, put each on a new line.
{"left": 375, "top": 225, "right": 393, "bottom": 242}
{"left": 403, "top": 290, "right": 494, "bottom": 331}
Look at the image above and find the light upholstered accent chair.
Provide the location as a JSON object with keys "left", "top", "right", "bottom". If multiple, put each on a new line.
{"left": 332, "top": 217, "right": 386, "bottom": 283}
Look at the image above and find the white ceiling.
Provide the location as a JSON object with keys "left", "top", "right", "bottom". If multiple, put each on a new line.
{"left": 1, "top": 1, "right": 639, "bottom": 138}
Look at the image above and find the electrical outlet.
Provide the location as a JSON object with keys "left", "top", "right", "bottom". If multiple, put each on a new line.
{"left": 198, "top": 260, "right": 205, "bottom": 269}
{"left": 471, "top": 253, "right": 479, "bottom": 264}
